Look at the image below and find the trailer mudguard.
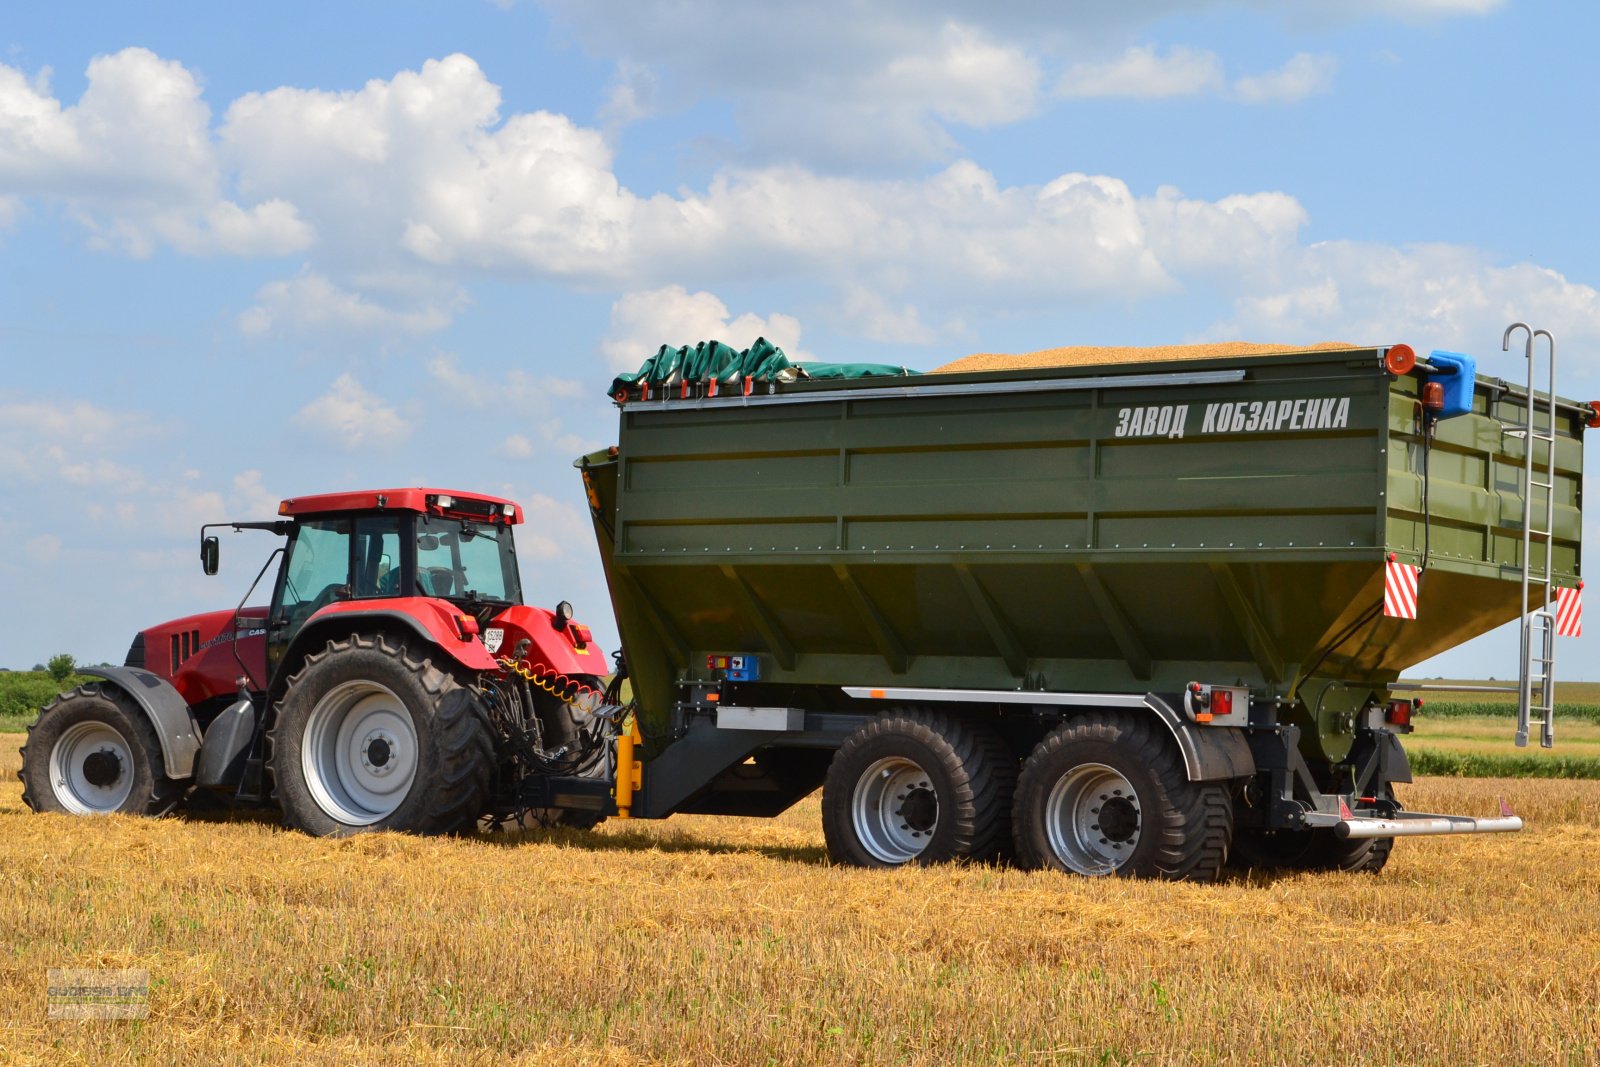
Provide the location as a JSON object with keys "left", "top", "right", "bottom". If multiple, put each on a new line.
{"left": 1143, "top": 695, "right": 1256, "bottom": 782}
{"left": 80, "top": 665, "right": 201, "bottom": 779}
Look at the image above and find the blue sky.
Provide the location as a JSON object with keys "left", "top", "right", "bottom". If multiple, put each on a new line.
{"left": 2, "top": 0, "right": 1596, "bottom": 685}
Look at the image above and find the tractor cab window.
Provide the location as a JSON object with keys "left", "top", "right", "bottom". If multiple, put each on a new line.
{"left": 416, "top": 515, "right": 520, "bottom": 604}
{"left": 276, "top": 519, "right": 351, "bottom": 628}
{"left": 352, "top": 516, "right": 403, "bottom": 598}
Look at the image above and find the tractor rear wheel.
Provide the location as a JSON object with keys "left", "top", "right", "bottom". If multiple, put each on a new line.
{"left": 268, "top": 635, "right": 493, "bottom": 837}
{"left": 19, "top": 684, "right": 182, "bottom": 817}
{"left": 1012, "top": 713, "right": 1231, "bottom": 880}
{"left": 822, "top": 709, "right": 1015, "bottom": 868}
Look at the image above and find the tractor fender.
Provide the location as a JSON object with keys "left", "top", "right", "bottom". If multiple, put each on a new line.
{"left": 1143, "top": 694, "right": 1256, "bottom": 782}
{"left": 487, "top": 604, "right": 607, "bottom": 676}
{"left": 80, "top": 665, "right": 201, "bottom": 780}
{"left": 285, "top": 601, "right": 500, "bottom": 683}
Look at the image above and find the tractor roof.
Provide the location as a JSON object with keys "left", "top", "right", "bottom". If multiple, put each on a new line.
{"left": 277, "top": 488, "right": 523, "bottom": 524}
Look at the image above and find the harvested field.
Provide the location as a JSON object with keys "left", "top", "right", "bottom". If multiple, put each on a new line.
{"left": 2, "top": 736, "right": 1598, "bottom": 1065}
{"left": 934, "top": 341, "right": 1357, "bottom": 374}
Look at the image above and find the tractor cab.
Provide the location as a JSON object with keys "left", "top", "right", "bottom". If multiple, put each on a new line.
{"left": 198, "top": 488, "right": 527, "bottom": 688}
{"left": 259, "top": 490, "right": 525, "bottom": 680}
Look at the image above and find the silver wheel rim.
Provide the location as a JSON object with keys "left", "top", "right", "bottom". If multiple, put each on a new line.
{"left": 851, "top": 756, "right": 939, "bottom": 864}
{"left": 301, "top": 680, "right": 419, "bottom": 826}
{"left": 49, "top": 721, "right": 135, "bottom": 814}
{"left": 1044, "top": 762, "right": 1142, "bottom": 876}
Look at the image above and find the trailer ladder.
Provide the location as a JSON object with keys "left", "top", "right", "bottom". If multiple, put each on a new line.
{"left": 1504, "top": 322, "right": 1558, "bottom": 749}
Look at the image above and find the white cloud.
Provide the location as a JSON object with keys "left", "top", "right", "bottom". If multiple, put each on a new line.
{"left": 602, "top": 286, "right": 807, "bottom": 369}
{"left": 499, "top": 434, "right": 536, "bottom": 458}
{"left": 0, "top": 48, "right": 313, "bottom": 257}
{"left": 513, "top": 492, "right": 594, "bottom": 562}
{"left": 599, "top": 59, "right": 657, "bottom": 130}
{"left": 239, "top": 270, "right": 459, "bottom": 338}
{"left": 229, "top": 470, "right": 280, "bottom": 518}
{"left": 1213, "top": 242, "right": 1600, "bottom": 355}
{"left": 1232, "top": 52, "right": 1338, "bottom": 104}
{"left": 874, "top": 24, "right": 1041, "bottom": 127}
{"left": 291, "top": 375, "right": 410, "bottom": 449}
{"left": 0, "top": 397, "right": 160, "bottom": 489}
{"left": 838, "top": 288, "right": 940, "bottom": 345}
{"left": 1057, "top": 45, "right": 1225, "bottom": 99}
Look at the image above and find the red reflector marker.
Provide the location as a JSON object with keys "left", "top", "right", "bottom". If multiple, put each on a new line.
{"left": 1384, "top": 344, "right": 1416, "bottom": 375}
{"left": 1588, "top": 401, "right": 1600, "bottom": 429}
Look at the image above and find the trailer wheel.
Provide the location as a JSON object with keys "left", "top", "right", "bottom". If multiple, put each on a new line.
{"left": 1013, "top": 713, "right": 1231, "bottom": 880}
{"left": 19, "top": 684, "right": 182, "bottom": 817}
{"left": 268, "top": 635, "right": 493, "bottom": 837}
{"left": 822, "top": 710, "right": 1014, "bottom": 868}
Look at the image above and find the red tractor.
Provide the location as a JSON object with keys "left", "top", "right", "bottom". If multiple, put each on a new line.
{"left": 20, "top": 488, "right": 619, "bottom": 835}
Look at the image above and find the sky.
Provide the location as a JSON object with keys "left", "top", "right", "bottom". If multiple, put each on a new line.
{"left": 2, "top": 0, "right": 1597, "bottom": 685}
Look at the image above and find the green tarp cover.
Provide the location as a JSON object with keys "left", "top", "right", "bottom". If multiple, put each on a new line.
{"left": 608, "top": 338, "right": 919, "bottom": 399}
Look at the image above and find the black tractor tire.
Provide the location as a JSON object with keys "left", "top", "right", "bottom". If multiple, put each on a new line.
{"left": 19, "top": 684, "right": 183, "bottom": 817}
{"left": 267, "top": 635, "right": 493, "bottom": 837}
{"left": 822, "top": 708, "right": 1015, "bottom": 868}
{"left": 1012, "top": 712, "right": 1232, "bottom": 881}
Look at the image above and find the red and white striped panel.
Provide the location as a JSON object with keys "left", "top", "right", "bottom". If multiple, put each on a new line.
{"left": 1384, "top": 558, "right": 1420, "bottom": 619}
{"left": 1556, "top": 584, "right": 1583, "bottom": 638}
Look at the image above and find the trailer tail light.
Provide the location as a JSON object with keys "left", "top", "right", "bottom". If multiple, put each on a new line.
{"left": 1386, "top": 700, "right": 1413, "bottom": 727}
{"left": 1211, "top": 688, "right": 1234, "bottom": 716}
{"left": 1384, "top": 344, "right": 1416, "bottom": 375}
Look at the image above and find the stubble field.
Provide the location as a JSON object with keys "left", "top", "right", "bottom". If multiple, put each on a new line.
{"left": 2, "top": 736, "right": 1598, "bottom": 1065}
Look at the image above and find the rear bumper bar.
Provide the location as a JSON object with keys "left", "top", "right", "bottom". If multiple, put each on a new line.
{"left": 1304, "top": 805, "right": 1523, "bottom": 839}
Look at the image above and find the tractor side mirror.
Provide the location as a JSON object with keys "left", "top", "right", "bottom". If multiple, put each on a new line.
{"left": 201, "top": 535, "right": 220, "bottom": 576}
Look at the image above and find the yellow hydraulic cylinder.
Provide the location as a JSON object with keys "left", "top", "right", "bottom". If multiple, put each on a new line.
{"left": 614, "top": 717, "right": 643, "bottom": 818}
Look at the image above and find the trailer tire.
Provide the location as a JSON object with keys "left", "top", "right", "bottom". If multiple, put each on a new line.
{"left": 1308, "top": 831, "right": 1393, "bottom": 874}
{"left": 19, "top": 684, "right": 183, "bottom": 817}
{"left": 822, "top": 709, "right": 1015, "bottom": 868}
{"left": 268, "top": 635, "right": 492, "bottom": 837}
{"left": 1013, "top": 712, "right": 1231, "bottom": 880}
{"left": 1231, "top": 786, "right": 1396, "bottom": 874}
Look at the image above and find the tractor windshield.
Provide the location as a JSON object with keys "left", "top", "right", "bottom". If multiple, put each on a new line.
{"left": 416, "top": 515, "right": 522, "bottom": 605}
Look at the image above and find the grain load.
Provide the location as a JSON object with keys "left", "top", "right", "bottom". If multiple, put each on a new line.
{"left": 934, "top": 340, "right": 1356, "bottom": 374}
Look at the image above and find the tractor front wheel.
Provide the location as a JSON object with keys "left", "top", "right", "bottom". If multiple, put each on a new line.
{"left": 19, "top": 684, "right": 182, "bottom": 817}
{"left": 268, "top": 635, "right": 493, "bottom": 837}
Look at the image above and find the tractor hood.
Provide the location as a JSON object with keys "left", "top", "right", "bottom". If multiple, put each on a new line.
{"left": 130, "top": 606, "right": 269, "bottom": 706}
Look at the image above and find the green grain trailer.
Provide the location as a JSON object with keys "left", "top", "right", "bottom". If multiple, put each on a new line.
{"left": 574, "top": 332, "right": 1588, "bottom": 878}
